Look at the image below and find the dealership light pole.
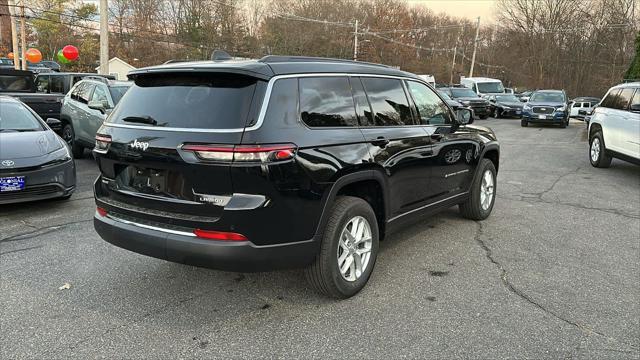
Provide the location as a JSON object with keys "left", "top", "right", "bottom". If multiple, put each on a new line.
{"left": 99, "top": 0, "right": 108, "bottom": 75}
{"left": 353, "top": 19, "right": 358, "bottom": 61}
{"left": 469, "top": 16, "right": 480, "bottom": 78}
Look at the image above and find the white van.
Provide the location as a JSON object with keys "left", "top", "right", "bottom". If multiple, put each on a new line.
{"left": 461, "top": 77, "right": 505, "bottom": 96}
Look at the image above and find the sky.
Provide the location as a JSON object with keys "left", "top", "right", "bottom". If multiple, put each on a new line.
{"left": 408, "top": 0, "right": 498, "bottom": 22}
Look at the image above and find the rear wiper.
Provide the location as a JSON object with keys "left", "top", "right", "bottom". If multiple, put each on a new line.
{"left": 122, "top": 116, "right": 158, "bottom": 126}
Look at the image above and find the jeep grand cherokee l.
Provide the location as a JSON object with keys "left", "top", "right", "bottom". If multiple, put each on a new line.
{"left": 93, "top": 56, "right": 500, "bottom": 298}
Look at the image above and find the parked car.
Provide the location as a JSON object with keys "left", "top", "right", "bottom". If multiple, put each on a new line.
{"left": 60, "top": 77, "right": 131, "bottom": 157}
{"left": 0, "top": 68, "right": 65, "bottom": 121}
{"left": 92, "top": 55, "right": 500, "bottom": 299}
{"left": 521, "top": 90, "right": 569, "bottom": 128}
{"left": 439, "top": 87, "right": 490, "bottom": 119}
{"left": 437, "top": 89, "right": 467, "bottom": 111}
{"left": 460, "top": 77, "right": 506, "bottom": 96}
{"left": 35, "top": 73, "right": 116, "bottom": 95}
{"left": 486, "top": 94, "right": 524, "bottom": 118}
{"left": 588, "top": 82, "right": 639, "bottom": 167}
{"left": 40, "top": 60, "right": 61, "bottom": 72}
{"left": 0, "top": 96, "right": 76, "bottom": 204}
{"left": 569, "top": 97, "right": 600, "bottom": 119}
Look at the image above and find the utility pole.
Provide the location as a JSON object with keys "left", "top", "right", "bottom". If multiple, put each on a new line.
{"left": 469, "top": 16, "right": 480, "bottom": 78}
{"left": 353, "top": 19, "right": 358, "bottom": 61}
{"left": 19, "top": 0, "right": 25, "bottom": 70}
{"left": 99, "top": 0, "right": 109, "bottom": 75}
{"left": 450, "top": 26, "right": 463, "bottom": 85}
{"left": 7, "top": 0, "right": 18, "bottom": 69}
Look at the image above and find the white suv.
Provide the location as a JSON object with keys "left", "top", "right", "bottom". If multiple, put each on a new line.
{"left": 588, "top": 82, "right": 640, "bottom": 167}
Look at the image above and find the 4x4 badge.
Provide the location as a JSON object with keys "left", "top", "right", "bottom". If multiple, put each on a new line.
{"left": 130, "top": 139, "right": 149, "bottom": 151}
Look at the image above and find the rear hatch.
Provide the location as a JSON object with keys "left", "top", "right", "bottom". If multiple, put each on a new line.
{"left": 94, "top": 72, "right": 267, "bottom": 225}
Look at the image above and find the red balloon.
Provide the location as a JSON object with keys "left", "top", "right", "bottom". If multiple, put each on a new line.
{"left": 62, "top": 45, "right": 79, "bottom": 61}
{"left": 25, "top": 48, "right": 42, "bottom": 63}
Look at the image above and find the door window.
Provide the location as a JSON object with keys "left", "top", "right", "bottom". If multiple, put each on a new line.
{"left": 298, "top": 77, "right": 358, "bottom": 127}
{"left": 406, "top": 81, "right": 452, "bottom": 125}
{"left": 91, "top": 85, "right": 110, "bottom": 106}
{"left": 50, "top": 76, "right": 64, "bottom": 93}
{"left": 615, "top": 88, "right": 635, "bottom": 110}
{"left": 77, "top": 83, "right": 95, "bottom": 104}
{"left": 360, "top": 77, "right": 413, "bottom": 126}
{"left": 36, "top": 75, "right": 49, "bottom": 93}
{"left": 631, "top": 89, "right": 640, "bottom": 108}
{"left": 600, "top": 89, "right": 621, "bottom": 108}
{"left": 350, "top": 77, "right": 373, "bottom": 125}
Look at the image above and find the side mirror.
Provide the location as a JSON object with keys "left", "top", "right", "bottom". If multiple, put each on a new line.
{"left": 631, "top": 104, "right": 640, "bottom": 112}
{"left": 88, "top": 101, "right": 108, "bottom": 114}
{"left": 46, "top": 118, "right": 62, "bottom": 131}
{"left": 456, "top": 108, "right": 473, "bottom": 125}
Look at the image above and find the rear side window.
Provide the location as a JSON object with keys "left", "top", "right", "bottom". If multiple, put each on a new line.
{"left": 299, "top": 77, "right": 358, "bottom": 127}
{"left": 50, "top": 76, "right": 64, "bottom": 93}
{"left": 108, "top": 74, "right": 262, "bottom": 129}
{"left": 614, "top": 88, "right": 635, "bottom": 110}
{"left": 361, "top": 77, "right": 413, "bottom": 126}
{"left": 36, "top": 75, "right": 49, "bottom": 92}
{"left": 600, "top": 89, "right": 621, "bottom": 108}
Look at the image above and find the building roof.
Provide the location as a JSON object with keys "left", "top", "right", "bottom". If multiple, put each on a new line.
{"left": 94, "top": 57, "right": 136, "bottom": 71}
{"left": 128, "top": 56, "right": 421, "bottom": 81}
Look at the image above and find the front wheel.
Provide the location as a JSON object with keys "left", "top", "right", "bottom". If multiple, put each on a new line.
{"left": 480, "top": 114, "right": 489, "bottom": 120}
{"left": 589, "top": 131, "right": 612, "bottom": 168}
{"left": 493, "top": 108, "right": 501, "bottom": 118}
{"left": 305, "top": 196, "right": 379, "bottom": 299}
{"left": 62, "top": 123, "right": 84, "bottom": 158}
{"left": 521, "top": 119, "right": 528, "bottom": 127}
{"left": 459, "top": 159, "right": 497, "bottom": 220}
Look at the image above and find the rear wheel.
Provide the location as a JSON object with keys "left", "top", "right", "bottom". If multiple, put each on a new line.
{"left": 589, "top": 131, "right": 612, "bottom": 168}
{"left": 459, "top": 159, "right": 497, "bottom": 220}
{"left": 62, "top": 123, "right": 84, "bottom": 158}
{"left": 305, "top": 196, "right": 379, "bottom": 299}
{"left": 493, "top": 108, "right": 501, "bottom": 118}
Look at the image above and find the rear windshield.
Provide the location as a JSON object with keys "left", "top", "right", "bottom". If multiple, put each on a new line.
{"left": 107, "top": 74, "right": 262, "bottom": 129}
{"left": 0, "top": 74, "right": 34, "bottom": 92}
{"left": 477, "top": 82, "right": 504, "bottom": 93}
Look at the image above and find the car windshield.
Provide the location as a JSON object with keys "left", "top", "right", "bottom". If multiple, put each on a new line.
{"left": 109, "top": 85, "right": 131, "bottom": 105}
{"left": 0, "top": 101, "right": 43, "bottom": 131}
{"left": 495, "top": 95, "right": 520, "bottom": 102}
{"left": 437, "top": 91, "right": 452, "bottom": 100}
{"left": 450, "top": 88, "right": 478, "bottom": 98}
{"left": 530, "top": 92, "right": 566, "bottom": 103}
{"left": 477, "top": 82, "right": 504, "bottom": 93}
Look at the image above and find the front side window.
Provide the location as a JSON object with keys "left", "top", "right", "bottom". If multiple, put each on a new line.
{"left": 299, "top": 77, "right": 358, "bottom": 127}
{"left": 361, "top": 77, "right": 413, "bottom": 126}
{"left": 615, "top": 88, "right": 635, "bottom": 110}
{"left": 600, "top": 89, "right": 621, "bottom": 108}
{"left": 407, "top": 81, "right": 452, "bottom": 125}
{"left": 91, "top": 85, "right": 110, "bottom": 104}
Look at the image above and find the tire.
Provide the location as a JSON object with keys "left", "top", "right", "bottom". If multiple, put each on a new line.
{"left": 62, "top": 123, "right": 84, "bottom": 158}
{"left": 459, "top": 159, "right": 497, "bottom": 221}
{"left": 493, "top": 108, "right": 501, "bottom": 118}
{"left": 589, "top": 131, "right": 612, "bottom": 168}
{"left": 560, "top": 120, "right": 567, "bottom": 128}
{"left": 521, "top": 119, "right": 528, "bottom": 127}
{"left": 305, "top": 196, "right": 379, "bottom": 299}
{"left": 480, "top": 114, "right": 489, "bottom": 120}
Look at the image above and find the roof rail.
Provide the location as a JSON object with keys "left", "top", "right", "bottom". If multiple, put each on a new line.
{"left": 83, "top": 75, "right": 110, "bottom": 84}
{"left": 258, "top": 55, "right": 392, "bottom": 69}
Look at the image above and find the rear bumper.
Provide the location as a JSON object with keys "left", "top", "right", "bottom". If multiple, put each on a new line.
{"left": 94, "top": 211, "right": 320, "bottom": 272}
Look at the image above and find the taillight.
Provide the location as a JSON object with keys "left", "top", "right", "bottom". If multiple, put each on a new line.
{"left": 193, "top": 229, "right": 248, "bottom": 241}
{"left": 95, "top": 134, "right": 112, "bottom": 152}
{"left": 182, "top": 144, "right": 296, "bottom": 163}
{"left": 96, "top": 207, "right": 108, "bottom": 217}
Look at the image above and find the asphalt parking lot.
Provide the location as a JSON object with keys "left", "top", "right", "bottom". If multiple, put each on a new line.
{"left": 1, "top": 118, "right": 638, "bottom": 359}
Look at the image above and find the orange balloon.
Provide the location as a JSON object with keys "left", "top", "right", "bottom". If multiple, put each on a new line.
{"left": 25, "top": 48, "right": 42, "bottom": 63}
{"left": 7, "top": 52, "right": 14, "bottom": 59}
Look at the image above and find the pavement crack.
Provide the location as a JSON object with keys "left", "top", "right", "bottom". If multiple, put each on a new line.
{"left": 0, "top": 245, "right": 44, "bottom": 256}
{"left": 519, "top": 167, "right": 581, "bottom": 201}
{"left": 497, "top": 195, "right": 640, "bottom": 220}
{"left": 473, "top": 221, "right": 638, "bottom": 352}
{"left": 0, "top": 219, "right": 93, "bottom": 243}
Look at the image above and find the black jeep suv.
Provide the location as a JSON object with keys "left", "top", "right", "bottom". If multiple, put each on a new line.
{"left": 93, "top": 56, "right": 500, "bottom": 298}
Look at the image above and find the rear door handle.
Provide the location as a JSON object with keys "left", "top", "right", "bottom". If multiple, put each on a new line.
{"left": 370, "top": 136, "right": 390, "bottom": 148}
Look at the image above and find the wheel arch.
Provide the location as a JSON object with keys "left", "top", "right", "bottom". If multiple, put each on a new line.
{"left": 315, "top": 171, "right": 389, "bottom": 241}
{"left": 481, "top": 144, "right": 500, "bottom": 173}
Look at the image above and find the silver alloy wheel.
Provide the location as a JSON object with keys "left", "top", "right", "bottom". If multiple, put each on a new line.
{"left": 480, "top": 170, "right": 495, "bottom": 211}
{"left": 590, "top": 138, "right": 601, "bottom": 162}
{"left": 62, "top": 126, "right": 73, "bottom": 145}
{"left": 337, "top": 216, "right": 373, "bottom": 282}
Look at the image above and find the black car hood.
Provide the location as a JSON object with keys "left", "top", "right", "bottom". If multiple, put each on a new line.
{"left": 498, "top": 101, "right": 524, "bottom": 108}
{"left": 446, "top": 99, "right": 462, "bottom": 107}
{"left": 0, "top": 130, "right": 63, "bottom": 161}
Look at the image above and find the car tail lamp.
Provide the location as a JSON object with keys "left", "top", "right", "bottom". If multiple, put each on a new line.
{"left": 95, "top": 134, "right": 112, "bottom": 152}
{"left": 193, "top": 229, "right": 248, "bottom": 241}
{"left": 96, "top": 207, "right": 108, "bottom": 217}
{"left": 182, "top": 144, "right": 296, "bottom": 163}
